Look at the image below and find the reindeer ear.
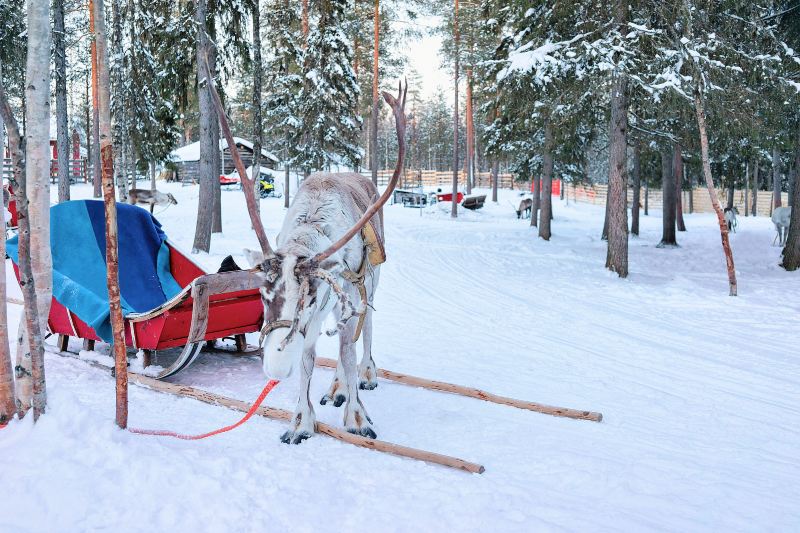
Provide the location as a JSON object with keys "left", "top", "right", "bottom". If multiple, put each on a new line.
{"left": 243, "top": 248, "right": 266, "bottom": 268}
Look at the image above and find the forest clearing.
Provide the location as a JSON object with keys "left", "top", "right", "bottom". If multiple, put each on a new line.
{"left": 2, "top": 0, "right": 800, "bottom": 531}
{"left": 2, "top": 183, "right": 800, "bottom": 531}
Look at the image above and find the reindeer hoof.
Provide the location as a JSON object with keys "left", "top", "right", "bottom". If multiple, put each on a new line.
{"left": 359, "top": 380, "right": 378, "bottom": 391}
{"left": 319, "top": 393, "right": 346, "bottom": 407}
{"left": 347, "top": 426, "right": 377, "bottom": 440}
{"left": 280, "top": 430, "right": 312, "bottom": 445}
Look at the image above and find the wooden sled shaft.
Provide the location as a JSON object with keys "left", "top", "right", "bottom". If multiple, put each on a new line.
{"left": 315, "top": 357, "right": 603, "bottom": 423}
{"left": 127, "top": 372, "right": 485, "bottom": 474}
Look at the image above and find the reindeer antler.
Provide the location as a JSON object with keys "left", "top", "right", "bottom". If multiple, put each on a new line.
{"left": 201, "top": 54, "right": 274, "bottom": 257}
{"left": 306, "top": 80, "right": 408, "bottom": 266}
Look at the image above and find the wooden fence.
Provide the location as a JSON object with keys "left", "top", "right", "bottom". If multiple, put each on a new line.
{"left": 369, "top": 169, "right": 518, "bottom": 191}
{"left": 564, "top": 182, "right": 790, "bottom": 216}
{"left": 3, "top": 158, "right": 88, "bottom": 184}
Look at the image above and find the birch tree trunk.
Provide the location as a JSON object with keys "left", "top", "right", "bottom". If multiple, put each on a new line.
{"left": 22, "top": 0, "right": 53, "bottom": 419}
{"left": 675, "top": 143, "right": 686, "bottom": 232}
{"left": 370, "top": 0, "right": 379, "bottom": 187}
{"left": 539, "top": 117, "right": 554, "bottom": 240}
{"left": 193, "top": 0, "right": 214, "bottom": 253}
{"left": 773, "top": 146, "right": 782, "bottom": 212}
{"left": 92, "top": 0, "right": 128, "bottom": 427}
{"left": 54, "top": 0, "right": 70, "bottom": 203}
{"left": 284, "top": 136, "right": 291, "bottom": 208}
{"left": 744, "top": 161, "right": 750, "bottom": 216}
{"left": 252, "top": 2, "right": 263, "bottom": 217}
{"left": 694, "top": 89, "right": 737, "bottom": 296}
{"left": 491, "top": 159, "right": 499, "bottom": 203}
{"left": 531, "top": 172, "right": 540, "bottom": 228}
{"left": 0, "top": 72, "right": 16, "bottom": 423}
{"left": 631, "top": 139, "right": 641, "bottom": 236}
{"left": 90, "top": 0, "right": 102, "bottom": 198}
{"left": 606, "top": 23, "right": 629, "bottom": 276}
{"left": 465, "top": 69, "right": 474, "bottom": 196}
{"left": 659, "top": 148, "right": 677, "bottom": 247}
{"left": 451, "top": 0, "right": 459, "bottom": 219}
{"left": 752, "top": 163, "right": 759, "bottom": 216}
{"left": 781, "top": 125, "right": 800, "bottom": 271}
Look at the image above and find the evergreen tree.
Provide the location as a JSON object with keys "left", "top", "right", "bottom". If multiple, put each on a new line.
{"left": 293, "top": 0, "right": 362, "bottom": 173}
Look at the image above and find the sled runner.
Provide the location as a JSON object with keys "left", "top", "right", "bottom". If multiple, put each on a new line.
{"left": 6, "top": 200, "right": 264, "bottom": 379}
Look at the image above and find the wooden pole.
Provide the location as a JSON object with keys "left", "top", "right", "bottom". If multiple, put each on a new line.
{"left": 315, "top": 357, "right": 602, "bottom": 422}
{"left": 92, "top": 0, "right": 128, "bottom": 427}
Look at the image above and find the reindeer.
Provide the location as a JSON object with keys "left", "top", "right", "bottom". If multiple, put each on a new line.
{"left": 772, "top": 206, "right": 791, "bottom": 246}
{"left": 127, "top": 188, "right": 177, "bottom": 209}
{"left": 724, "top": 206, "right": 738, "bottom": 233}
{"left": 242, "top": 83, "right": 407, "bottom": 444}
{"left": 516, "top": 198, "right": 533, "bottom": 219}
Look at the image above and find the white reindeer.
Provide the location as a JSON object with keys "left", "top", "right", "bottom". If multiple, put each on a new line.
{"left": 772, "top": 206, "right": 791, "bottom": 246}
{"left": 724, "top": 206, "right": 738, "bottom": 232}
{"left": 243, "top": 84, "right": 407, "bottom": 444}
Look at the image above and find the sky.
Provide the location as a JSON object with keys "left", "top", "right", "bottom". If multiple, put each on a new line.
{"left": 404, "top": 26, "right": 451, "bottom": 101}
{"left": 398, "top": 15, "right": 454, "bottom": 104}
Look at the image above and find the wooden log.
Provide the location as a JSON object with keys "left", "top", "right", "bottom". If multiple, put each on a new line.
{"left": 124, "top": 372, "right": 484, "bottom": 474}
{"left": 315, "top": 357, "right": 602, "bottom": 423}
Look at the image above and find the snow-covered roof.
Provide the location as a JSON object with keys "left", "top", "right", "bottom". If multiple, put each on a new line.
{"left": 169, "top": 137, "right": 279, "bottom": 164}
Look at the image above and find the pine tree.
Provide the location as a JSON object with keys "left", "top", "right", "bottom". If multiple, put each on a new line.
{"left": 263, "top": 0, "right": 302, "bottom": 206}
{"left": 293, "top": 0, "right": 362, "bottom": 173}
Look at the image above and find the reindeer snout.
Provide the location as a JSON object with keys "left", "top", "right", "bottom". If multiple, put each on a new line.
{"left": 262, "top": 330, "right": 302, "bottom": 379}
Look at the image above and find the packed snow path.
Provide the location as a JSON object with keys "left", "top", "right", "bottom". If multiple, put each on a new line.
{"left": 2, "top": 183, "right": 799, "bottom": 531}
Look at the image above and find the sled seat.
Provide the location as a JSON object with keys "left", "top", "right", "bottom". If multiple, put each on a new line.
{"left": 462, "top": 195, "right": 486, "bottom": 210}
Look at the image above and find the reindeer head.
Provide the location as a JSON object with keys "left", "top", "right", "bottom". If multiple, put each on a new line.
{"left": 167, "top": 193, "right": 178, "bottom": 205}
{"left": 242, "top": 81, "right": 407, "bottom": 380}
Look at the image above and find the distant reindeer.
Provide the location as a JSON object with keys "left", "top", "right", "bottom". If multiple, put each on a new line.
{"left": 724, "top": 206, "right": 738, "bottom": 232}
{"left": 516, "top": 198, "right": 532, "bottom": 219}
{"left": 127, "top": 189, "right": 177, "bottom": 209}
{"left": 772, "top": 206, "right": 791, "bottom": 246}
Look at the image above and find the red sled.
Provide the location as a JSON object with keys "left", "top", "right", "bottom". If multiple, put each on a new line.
{"left": 9, "top": 201, "right": 264, "bottom": 380}
{"left": 436, "top": 191, "right": 465, "bottom": 204}
{"left": 3, "top": 181, "right": 19, "bottom": 229}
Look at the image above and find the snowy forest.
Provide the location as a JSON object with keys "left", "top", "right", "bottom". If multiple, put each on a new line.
{"left": 1, "top": 0, "right": 800, "bottom": 531}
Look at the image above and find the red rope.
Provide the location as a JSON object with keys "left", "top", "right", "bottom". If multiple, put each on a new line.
{"left": 128, "top": 379, "right": 280, "bottom": 440}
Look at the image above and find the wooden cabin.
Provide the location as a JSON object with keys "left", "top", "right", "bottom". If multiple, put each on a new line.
{"left": 168, "top": 137, "right": 279, "bottom": 183}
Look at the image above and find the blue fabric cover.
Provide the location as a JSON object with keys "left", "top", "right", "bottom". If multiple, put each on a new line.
{"left": 7, "top": 200, "right": 182, "bottom": 342}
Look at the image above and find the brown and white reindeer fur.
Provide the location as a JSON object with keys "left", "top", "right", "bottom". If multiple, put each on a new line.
{"left": 242, "top": 84, "right": 406, "bottom": 444}
{"left": 127, "top": 188, "right": 177, "bottom": 208}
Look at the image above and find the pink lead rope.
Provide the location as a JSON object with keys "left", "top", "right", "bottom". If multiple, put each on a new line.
{"left": 128, "top": 379, "right": 280, "bottom": 440}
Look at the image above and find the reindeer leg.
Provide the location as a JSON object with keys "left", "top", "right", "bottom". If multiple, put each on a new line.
{"left": 280, "top": 343, "right": 317, "bottom": 445}
{"left": 359, "top": 307, "right": 378, "bottom": 390}
{"left": 340, "top": 320, "right": 376, "bottom": 439}
{"left": 320, "top": 360, "right": 347, "bottom": 407}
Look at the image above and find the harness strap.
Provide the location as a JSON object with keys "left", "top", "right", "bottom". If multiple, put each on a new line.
{"left": 258, "top": 319, "right": 293, "bottom": 348}
{"left": 342, "top": 251, "right": 371, "bottom": 343}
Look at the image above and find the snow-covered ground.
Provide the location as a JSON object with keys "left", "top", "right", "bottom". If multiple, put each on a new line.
{"left": 2, "top": 182, "right": 799, "bottom": 532}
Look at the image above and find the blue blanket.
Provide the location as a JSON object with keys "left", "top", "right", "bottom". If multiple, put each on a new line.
{"left": 6, "top": 200, "right": 182, "bottom": 343}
